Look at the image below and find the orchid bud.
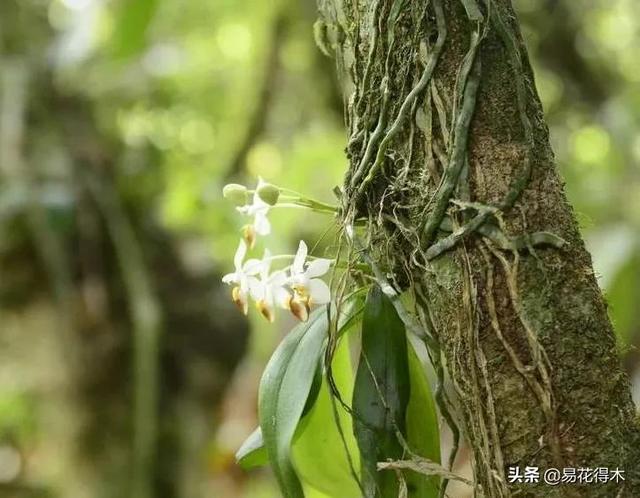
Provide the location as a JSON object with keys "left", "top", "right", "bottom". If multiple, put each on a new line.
{"left": 223, "top": 184, "right": 248, "bottom": 206}
{"left": 256, "top": 182, "right": 280, "bottom": 206}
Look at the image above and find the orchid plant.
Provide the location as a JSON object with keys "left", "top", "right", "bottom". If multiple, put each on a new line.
{"left": 222, "top": 177, "right": 335, "bottom": 322}
{"left": 226, "top": 177, "right": 442, "bottom": 498}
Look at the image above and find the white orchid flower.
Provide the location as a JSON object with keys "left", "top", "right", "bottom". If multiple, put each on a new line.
{"left": 249, "top": 250, "right": 293, "bottom": 322}
{"left": 222, "top": 240, "right": 260, "bottom": 315}
{"left": 237, "top": 178, "right": 271, "bottom": 248}
{"left": 288, "top": 241, "right": 332, "bottom": 313}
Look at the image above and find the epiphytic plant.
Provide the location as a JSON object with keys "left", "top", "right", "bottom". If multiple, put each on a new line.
{"left": 223, "top": 177, "right": 449, "bottom": 498}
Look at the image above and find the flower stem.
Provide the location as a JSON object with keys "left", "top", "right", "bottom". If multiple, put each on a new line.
{"left": 272, "top": 203, "right": 338, "bottom": 214}
{"left": 262, "top": 254, "right": 369, "bottom": 272}
{"left": 246, "top": 186, "right": 339, "bottom": 213}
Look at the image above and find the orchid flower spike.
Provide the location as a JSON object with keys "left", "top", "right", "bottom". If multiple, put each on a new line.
{"left": 249, "top": 250, "right": 292, "bottom": 323}
{"left": 288, "top": 241, "right": 331, "bottom": 316}
{"left": 237, "top": 177, "right": 272, "bottom": 248}
{"left": 221, "top": 240, "right": 260, "bottom": 315}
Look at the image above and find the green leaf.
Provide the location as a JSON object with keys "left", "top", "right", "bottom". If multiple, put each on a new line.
{"left": 336, "top": 290, "right": 367, "bottom": 338}
{"left": 303, "top": 489, "right": 333, "bottom": 498}
{"left": 291, "top": 331, "right": 361, "bottom": 498}
{"left": 111, "top": 0, "right": 160, "bottom": 58}
{"left": 258, "top": 307, "right": 329, "bottom": 498}
{"left": 301, "top": 361, "right": 323, "bottom": 418}
{"left": 235, "top": 427, "right": 268, "bottom": 470}
{"left": 405, "top": 341, "right": 441, "bottom": 497}
{"left": 353, "top": 286, "right": 410, "bottom": 498}
{"left": 607, "top": 250, "right": 640, "bottom": 346}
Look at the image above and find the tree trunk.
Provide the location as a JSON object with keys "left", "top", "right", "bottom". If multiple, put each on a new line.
{"left": 315, "top": 0, "right": 640, "bottom": 496}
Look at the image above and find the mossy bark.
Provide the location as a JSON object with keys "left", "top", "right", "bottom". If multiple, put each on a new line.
{"left": 316, "top": 0, "right": 640, "bottom": 496}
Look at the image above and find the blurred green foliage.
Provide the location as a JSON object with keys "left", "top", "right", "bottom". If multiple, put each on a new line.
{"left": 0, "top": 394, "right": 35, "bottom": 443}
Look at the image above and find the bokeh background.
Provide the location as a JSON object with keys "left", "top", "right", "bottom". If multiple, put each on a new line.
{"left": 0, "top": 0, "right": 638, "bottom": 497}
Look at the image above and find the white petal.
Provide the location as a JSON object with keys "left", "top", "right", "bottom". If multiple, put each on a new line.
{"left": 254, "top": 211, "right": 271, "bottom": 235}
{"left": 240, "top": 275, "right": 257, "bottom": 294}
{"left": 306, "top": 258, "right": 331, "bottom": 278}
{"left": 308, "top": 278, "right": 331, "bottom": 305}
{"left": 243, "top": 258, "right": 262, "bottom": 275}
{"left": 263, "top": 283, "right": 274, "bottom": 308}
{"left": 254, "top": 195, "right": 269, "bottom": 210}
{"left": 260, "top": 249, "right": 272, "bottom": 278}
{"left": 269, "top": 270, "right": 288, "bottom": 286}
{"left": 237, "top": 286, "right": 249, "bottom": 302}
{"left": 222, "top": 272, "right": 237, "bottom": 284}
{"left": 233, "top": 239, "right": 247, "bottom": 270}
{"left": 292, "top": 240, "right": 307, "bottom": 275}
{"left": 249, "top": 278, "right": 265, "bottom": 301}
{"left": 273, "top": 285, "right": 292, "bottom": 309}
{"left": 290, "top": 273, "right": 309, "bottom": 289}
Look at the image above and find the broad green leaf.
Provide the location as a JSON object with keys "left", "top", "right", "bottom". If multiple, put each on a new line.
{"left": 235, "top": 427, "right": 268, "bottom": 470}
{"left": 301, "top": 362, "right": 323, "bottom": 418}
{"left": 111, "top": 0, "right": 160, "bottom": 58}
{"left": 300, "top": 292, "right": 364, "bottom": 422}
{"left": 258, "top": 307, "right": 329, "bottom": 498}
{"left": 303, "top": 488, "right": 333, "bottom": 498}
{"left": 405, "top": 342, "right": 441, "bottom": 497}
{"left": 291, "top": 333, "right": 361, "bottom": 498}
{"left": 336, "top": 290, "right": 367, "bottom": 338}
{"left": 353, "top": 287, "right": 410, "bottom": 498}
{"left": 607, "top": 250, "right": 640, "bottom": 346}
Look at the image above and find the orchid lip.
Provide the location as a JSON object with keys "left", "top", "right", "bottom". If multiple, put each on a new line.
{"left": 232, "top": 286, "right": 248, "bottom": 315}
{"left": 256, "top": 299, "right": 275, "bottom": 322}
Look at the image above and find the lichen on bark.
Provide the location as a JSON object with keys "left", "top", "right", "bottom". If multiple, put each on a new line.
{"left": 316, "top": 0, "right": 640, "bottom": 496}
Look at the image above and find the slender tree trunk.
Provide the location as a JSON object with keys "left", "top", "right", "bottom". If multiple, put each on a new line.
{"left": 315, "top": 0, "right": 640, "bottom": 496}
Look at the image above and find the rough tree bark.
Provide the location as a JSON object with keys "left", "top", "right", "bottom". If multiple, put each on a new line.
{"left": 315, "top": 0, "right": 640, "bottom": 496}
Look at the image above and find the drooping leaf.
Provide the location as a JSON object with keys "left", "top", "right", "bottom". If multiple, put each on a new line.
{"left": 291, "top": 331, "right": 361, "bottom": 498}
{"left": 235, "top": 426, "right": 268, "bottom": 470}
{"left": 353, "top": 286, "right": 410, "bottom": 498}
{"left": 301, "top": 361, "right": 323, "bottom": 418}
{"left": 405, "top": 341, "right": 441, "bottom": 497}
{"left": 258, "top": 307, "right": 329, "bottom": 498}
{"left": 299, "top": 291, "right": 364, "bottom": 423}
{"left": 606, "top": 249, "right": 640, "bottom": 346}
{"left": 336, "top": 289, "right": 367, "bottom": 338}
{"left": 303, "top": 488, "right": 333, "bottom": 498}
